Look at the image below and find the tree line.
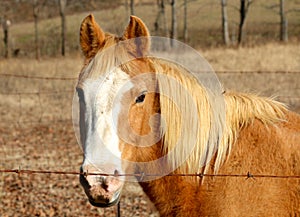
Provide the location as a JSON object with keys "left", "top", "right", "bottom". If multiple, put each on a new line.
{"left": 149, "top": 0, "right": 297, "bottom": 46}
{"left": 1, "top": 0, "right": 299, "bottom": 59}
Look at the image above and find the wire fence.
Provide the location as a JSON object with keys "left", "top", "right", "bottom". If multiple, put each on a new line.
{"left": 0, "top": 73, "right": 77, "bottom": 80}
{"left": 1, "top": 169, "right": 300, "bottom": 179}
{"left": 0, "top": 70, "right": 299, "bottom": 216}
{"left": 1, "top": 70, "right": 300, "bottom": 79}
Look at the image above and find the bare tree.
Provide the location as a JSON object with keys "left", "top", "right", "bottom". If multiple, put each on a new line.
{"left": 59, "top": 0, "right": 67, "bottom": 56}
{"left": 280, "top": 0, "right": 288, "bottom": 42}
{"left": 33, "top": 0, "right": 40, "bottom": 60}
{"left": 154, "top": 0, "right": 168, "bottom": 37}
{"left": 130, "top": 0, "right": 135, "bottom": 15}
{"left": 221, "top": 0, "right": 230, "bottom": 45}
{"left": 238, "top": 0, "right": 253, "bottom": 44}
{"left": 2, "top": 17, "right": 11, "bottom": 58}
{"left": 262, "top": 1, "right": 297, "bottom": 42}
{"left": 170, "top": 0, "right": 177, "bottom": 46}
{"left": 183, "top": 0, "right": 188, "bottom": 42}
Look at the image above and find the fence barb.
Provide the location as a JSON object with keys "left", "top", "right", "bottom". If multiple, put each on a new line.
{"left": 0, "top": 169, "right": 300, "bottom": 179}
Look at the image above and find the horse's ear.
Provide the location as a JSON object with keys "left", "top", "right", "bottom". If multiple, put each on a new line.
{"left": 122, "top": 16, "right": 150, "bottom": 56}
{"left": 80, "top": 14, "right": 105, "bottom": 59}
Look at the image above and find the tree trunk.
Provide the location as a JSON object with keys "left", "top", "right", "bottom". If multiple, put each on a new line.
{"left": 183, "top": 0, "right": 188, "bottom": 42}
{"left": 2, "top": 18, "right": 10, "bottom": 58}
{"left": 33, "top": 0, "right": 40, "bottom": 60}
{"left": 154, "top": 0, "right": 168, "bottom": 37}
{"left": 238, "top": 0, "right": 252, "bottom": 44}
{"left": 130, "top": 0, "right": 135, "bottom": 15}
{"left": 238, "top": 0, "right": 246, "bottom": 44}
{"left": 170, "top": 0, "right": 177, "bottom": 47}
{"left": 280, "top": 0, "right": 288, "bottom": 42}
{"left": 162, "top": 0, "right": 168, "bottom": 37}
{"left": 59, "top": 0, "right": 67, "bottom": 56}
{"left": 221, "top": 0, "right": 230, "bottom": 45}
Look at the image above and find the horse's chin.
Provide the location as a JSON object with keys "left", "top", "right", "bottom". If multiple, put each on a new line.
{"left": 88, "top": 192, "right": 121, "bottom": 208}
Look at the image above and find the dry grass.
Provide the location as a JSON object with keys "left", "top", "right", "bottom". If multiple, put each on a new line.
{"left": 1, "top": 41, "right": 299, "bottom": 76}
{"left": 202, "top": 42, "right": 300, "bottom": 71}
{"left": 0, "top": 58, "right": 80, "bottom": 124}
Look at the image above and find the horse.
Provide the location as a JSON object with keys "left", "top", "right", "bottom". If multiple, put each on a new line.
{"left": 75, "top": 14, "right": 300, "bottom": 216}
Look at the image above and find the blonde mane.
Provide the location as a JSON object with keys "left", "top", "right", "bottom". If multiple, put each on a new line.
{"left": 153, "top": 58, "right": 287, "bottom": 174}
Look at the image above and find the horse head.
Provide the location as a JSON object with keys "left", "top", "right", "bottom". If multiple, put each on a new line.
{"left": 76, "top": 14, "right": 160, "bottom": 207}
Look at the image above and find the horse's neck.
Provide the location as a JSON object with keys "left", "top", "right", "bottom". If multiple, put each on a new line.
{"left": 139, "top": 175, "right": 204, "bottom": 216}
{"left": 138, "top": 111, "right": 300, "bottom": 216}
{"left": 138, "top": 94, "right": 300, "bottom": 216}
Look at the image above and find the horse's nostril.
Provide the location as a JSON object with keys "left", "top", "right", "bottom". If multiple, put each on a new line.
{"left": 101, "top": 181, "right": 109, "bottom": 190}
{"left": 98, "top": 176, "right": 105, "bottom": 183}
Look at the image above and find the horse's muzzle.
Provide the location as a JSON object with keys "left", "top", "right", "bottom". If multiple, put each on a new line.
{"left": 79, "top": 168, "right": 123, "bottom": 208}
{"left": 88, "top": 191, "right": 121, "bottom": 207}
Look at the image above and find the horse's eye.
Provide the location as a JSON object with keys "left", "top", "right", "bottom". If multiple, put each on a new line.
{"left": 135, "top": 93, "right": 146, "bottom": 104}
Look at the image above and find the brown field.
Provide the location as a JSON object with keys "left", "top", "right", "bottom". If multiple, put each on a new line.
{"left": 0, "top": 1, "right": 300, "bottom": 216}
{"left": 0, "top": 43, "right": 299, "bottom": 216}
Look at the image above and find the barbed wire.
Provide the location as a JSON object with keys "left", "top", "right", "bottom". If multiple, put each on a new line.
{"left": 0, "top": 90, "right": 73, "bottom": 95}
{"left": 0, "top": 169, "right": 300, "bottom": 180}
{"left": 0, "top": 73, "right": 77, "bottom": 80}
{"left": 1, "top": 91, "right": 300, "bottom": 98}
{"left": 0, "top": 119, "right": 73, "bottom": 126}
{"left": 0, "top": 70, "right": 298, "bottom": 97}
{"left": 215, "top": 70, "right": 300, "bottom": 74}
{"left": 0, "top": 70, "right": 299, "bottom": 81}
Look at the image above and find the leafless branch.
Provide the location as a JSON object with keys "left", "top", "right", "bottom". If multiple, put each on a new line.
{"left": 178, "top": 0, "right": 197, "bottom": 8}
{"left": 286, "top": 8, "right": 300, "bottom": 14}
{"left": 262, "top": 3, "right": 280, "bottom": 14}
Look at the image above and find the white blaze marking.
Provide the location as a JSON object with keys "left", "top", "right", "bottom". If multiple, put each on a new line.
{"left": 81, "top": 68, "right": 132, "bottom": 172}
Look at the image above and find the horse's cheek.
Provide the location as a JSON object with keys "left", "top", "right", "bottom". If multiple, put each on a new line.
{"left": 128, "top": 105, "right": 151, "bottom": 136}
